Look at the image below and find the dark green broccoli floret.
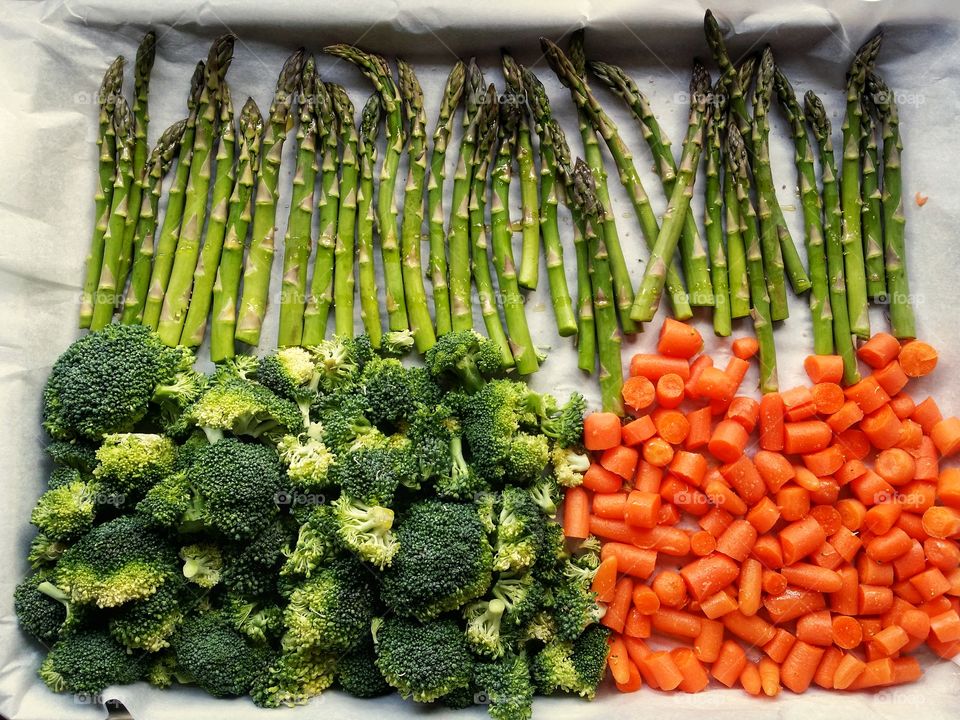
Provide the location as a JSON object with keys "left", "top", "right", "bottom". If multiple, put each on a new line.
{"left": 312, "top": 337, "right": 361, "bottom": 391}
{"left": 179, "top": 543, "right": 222, "bottom": 588}
{"left": 374, "top": 616, "right": 472, "bottom": 702}
{"left": 361, "top": 357, "right": 441, "bottom": 427}
{"left": 282, "top": 557, "right": 377, "bottom": 654}
{"left": 14, "top": 573, "right": 67, "bottom": 642}
{"left": 47, "top": 466, "right": 88, "bottom": 491}
{"left": 222, "top": 593, "right": 284, "bottom": 645}
{"left": 136, "top": 471, "right": 193, "bottom": 529}
{"left": 492, "top": 571, "right": 545, "bottom": 629}
{"left": 53, "top": 514, "right": 178, "bottom": 608}
{"left": 464, "top": 598, "right": 509, "bottom": 657}
{"left": 30, "top": 480, "right": 97, "bottom": 541}
{"left": 172, "top": 612, "right": 273, "bottom": 698}
{"left": 45, "top": 440, "right": 99, "bottom": 473}
{"left": 276, "top": 423, "right": 335, "bottom": 491}
{"left": 407, "top": 402, "right": 458, "bottom": 478}
{"left": 281, "top": 504, "right": 340, "bottom": 577}
{"left": 39, "top": 629, "right": 145, "bottom": 694}
{"left": 332, "top": 496, "right": 398, "bottom": 569}
{"left": 504, "top": 433, "right": 549, "bottom": 484}
{"left": 474, "top": 652, "right": 535, "bottom": 720}
{"left": 493, "top": 487, "right": 544, "bottom": 572}
{"left": 220, "top": 518, "right": 295, "bottom": 596}
{"left": 251, "top": 648, "right": 337, "bottom": 708}
{"left": 549, "top": 570, "right": 604, "bottom": 642}
{"left": 332, "top": 430, "right": 417, "bottom": 505}
{"left": 317, "top": 390, "right": 374, "bottom": 450}
{"left": 424, "top": 330, "right": 503, "bottom": 393}
{"left": 337, "top": 637, "right": 391, "bottom": 698}
{"left": 108, "top": 575, "right": 190, "bottom": 651}
{"left": 532, "top": 392, "right": 586, "bottom": 448}
{"left": 93, "top": 432, "right": 176, "bottom": 495}
{"left": 533, "top": 522, "right": 569, "bottom": 584}
{"left": 145, "top": 651, "right": 184, "bottom": 689}
{"left": 42, "top": 325, "right": 196, "bottom": 440}
{"left": 528, "top": 475, "right": 561, "bottom": 518}
{"left": 257, "top": 347, "right": 321, "bottom": 426}
{"left": 180, "top": 376, "right": 303, "bottom": 443}
{"left": 530, "top": 626, "right": 609, "bottom": 699}
{"left": 380, "top": 499, "right": 492, "bottom": 620}
{"left": 344, "top": 334, "right": 376, "bottom": 369}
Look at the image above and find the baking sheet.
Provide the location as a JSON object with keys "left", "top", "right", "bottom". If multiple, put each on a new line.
{"left": 1, "top": 1, "right": 959, "bottom": 718}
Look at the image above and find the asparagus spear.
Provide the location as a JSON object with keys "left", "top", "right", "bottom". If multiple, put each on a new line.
{"left": 120, "top": 119, "right": 187, "bottom": 325}
{"left": 447, "top": 60, "right": 486, "bottom": 331}
{"left": 727, "top": 124, "right": 778, "bottom": 393}
{"left": 426, "top": 61, "right": 466, "bottom": 336}
{"left": 356, "top": 95, "right": 384, "bottom": 346}
{"left": 704, "top": 91, "right": 732, "bottom": 337}
{"left": 521, "top": 66, "right": 577, "bottom": 337}
{"left": 704, "top": 10, "right": 753, "bottom": 155}
{"left": 277, "top": 57, "right": 319, "bottom": 348}
{"left": 210, "top": 99, "right": 264, "bottom": 362}
{"left": 805, "top": 91, "right": 861, "bottom": 384}
{"left": 492, "top": 94, "right": 540, "bottom": 376}
{"left": 468, "top": 88, "right": 514, "bottom": 367}
{"left": 632, "top": 61, "right": 711, "bottom": 323}
{"left": 157, "top": 35, "right": 234, "bottom": 346}
{"left": 117, "top": 32, "right": 157, "bottom": 297}
{"left": 331, "top": 85, "right": 360, "bottom": 339}
{"left": 590, "top": 60, "right": 714, "bottom": 307}
{"left": 301, "top": 79, "right": 340, "bottom": 344}
{"left": 841, "top": 32, "right": 884, "bottom": 338}
{"left": 179, "top": 84, "right": 236, "bottom": 347}
{"left": 234, "top": 48, "right": 304, "bottom": 347}
{"left": 860, "top": 99, "right": 887, "bottom": 300}
{"left": 396, "top": 60, "right": 436, "bottom": 352}
{"left": 774, "top": 68, "right": 833, "bottom": 355}
{"left": 753, "top": 47, "right": 811, "bottom": 303}
{"left": 867, "top": 73, "right": 915, "bottom": 340}
{"left": 572, "top": 159, "right": 624, "bottom": 414}
{"left": 79, "top": 55, "right": 123, "bottom": 328}
{"left": 724, "top": 164, "right": 751, "bottom": 320}
{"left": 502, "top": 50, "right": 541, "bottom": 290}
{"left": 325, "top": 45, "right": 408, "bottom": 332}
{"left": 567, "top": 34, "right": 642, "bottom": 329}
{"left": 541, "top": 36, "right": 692, "bottom": 321}
{"left": 142, "top": 61, "right": 205, "bottom": 330}
{"left": 90, "top": 98, "right": 135, "bottom": 330}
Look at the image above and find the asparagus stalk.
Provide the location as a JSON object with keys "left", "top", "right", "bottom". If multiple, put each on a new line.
{"left": 79, "top": 56, "right": 123, "bottom": 328}
{"left": 502, "top": 50, "right": 541, "bottom": 290}
{"left": 210, "top": 98, "right": 264, "bottom": 362}
{"left": 632, "top": 61, "right": 711, "bottom": 323}
{"left": 868, "top": 73, "right": 915, "bottom": 340}
{"left": 492, "top": 94, "right": 540, "bottom": 376}
{"left": 142, "top": 61, "right": 205, "bottom": 330}
{"left": 117, "top": 32, "right": 157, "bottom": 297}
{"left": 841, "top": 33, "right": 883, "bottom": 338}
{"left": 396, "top": 60, "right": 437, "bottom": 352}
{"left": 541, "top": 36, "right": 692, "bottom": 321}
{"left": 234, "top": 49, "right": 304, "bottom": 346}
{"left": 704, "top": 93, "right": 732, "bottom": 337}
{"left": 90, "top": 98, "right": 135, "bottom": 330}
{"left": 356, "top": 95, "right": 384, "bottom": 346}
{"left": 277, "top": 57, "right": 319, "bottom": 348}
{"left": 157, "top": 35, "right": 234, "bottom": 346}
{"left": 301, "top": 79, "right": 340, "bottom": 344}
{"left": 774, "top": 68, "right": 833, "bottom": 355}
{"left": 805, "top": 91, "right": 861, "bottom": 384}
{"left": 179, "top": 85, "right": 236, "bottom": 347}
{"left": 572, "top": 159, "right": 624, "bottom": 414}
{"left": 120, "top": 119, "right": 187, "bottom": 325}
{"left": 426, "top": 62, "right": 466, "bottom": 336}
{"left": 727, "top": 124, "right": 778, "bottom": 393}
{"left": 567, "top": 34, "right": 642, "bottom": 329}
{"left": 332, "top": 85, "right": 360, "bottom": 338}
{"left": 753, "top": 47, "right": 811, "bottom": 302}
{"left": 521, "top": 66, "right": 577, "bottom": 336}
{"left": 325, "top": 45, "right": 408, "bottom": 332}
{"left": 724, "top": 163, "right": 751, "bottom": 320}
{"left": 546, "top": 120, "right": 595, "bottom": 372}
{"left": 860, "top": 99, "right": 887, "bottom": 300}
{"left": 590, "top": 60, "right": 714, "bottom": 307}
{"left": 468, "top": 88, "right": 514, "bottom": 368}
{"left": 704, "top": 11, "right": 754, "bottom": 155}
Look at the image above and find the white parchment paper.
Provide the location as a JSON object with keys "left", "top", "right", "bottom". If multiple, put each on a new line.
{"left": 1, "top": 1, "right": 959, "bottom": 718}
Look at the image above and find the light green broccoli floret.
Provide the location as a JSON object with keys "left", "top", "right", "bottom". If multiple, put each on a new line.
{"left": 94, "top": 432, "right": 177, "bottom": 495}
{"left": 179, "top": 544, "right": 222, "bottom": 588}
{"left": 551, "top": 444, "right": 589, "bottom": 487}
{"left": 332, "top": 496, "right": 398, "bottom": 569}
{"left": 276, "top": 423, "right": 335, "bottom": 490}
{"left": 30, "top": 481, "right": 97, "bottom": 541}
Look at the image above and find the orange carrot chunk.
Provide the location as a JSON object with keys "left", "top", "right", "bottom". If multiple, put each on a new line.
{"left": 780, "top": 640, "right": 825, "bottom": 693}
{"left": 655, "top": 372, "right": 686, "bottom": 409}
{"left": 857, "top": 332, "right": 901, "bottom": 368}
{"left": 584, "top": 412, "right": 622, "bottom": 450}
{"left": 645, "top": 651, "right": 684, "bottom": 691}
{"left": 630, "top": 353, "right": 691, "bottom": 381}
{"left": 600, "top": 542, "right": 657, "bottom": 579}
{"left": 583, "top": 463, "right": 624, "bottom": 493}
{"left": 732, "top": 336, "right": 760, "bottom": 360}
{"left": 563, "top": 487, "right": 590, "bottom": 539}
{"left": 711, "top": 640, "right": 748, "bottom": 688}
{"left": 658, "top": 318, "right": 704, "bottom": 358}
{"left": 780, "top": 516, "right": 828, "bottom": 565}
{"left": 621, "top": 375, "right": 656, "bottom": 413}
{"left": 804, "top": 354, "right": 845, "bottom": 384}
{"left": 783, "top": 420, "right": 833, "bottom": 455}
{"left": 759, "top": 393, "right": 785, "bottom": 451}
{"left": 600, "top": 444, "right": 640, "bottom": 480}
{"left": 898, "top": 340, "right": 938, "bottom": 377}
{"left": 931, "top": 417, "right": 960, "bottom": 457}
{"left": 591, "top": 556, "right": 618, "bottom": 602}
{"left": 672, "top": 647, "right": 711, "bottom": 693}
{"left": 621, "top": 415, "right": 657, "bottom": 447}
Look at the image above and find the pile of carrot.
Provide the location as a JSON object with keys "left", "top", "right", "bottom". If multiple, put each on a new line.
{"left": 566, "top": 318, "right": 960, "bottom": 696}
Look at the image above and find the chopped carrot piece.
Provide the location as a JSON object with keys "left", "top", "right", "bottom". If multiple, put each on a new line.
{"left": 600, "top": 444, "right": 639, "bottom": 479}
{"left": 657, "top": 318, "right": 704, "bottom": 358}
{"left": 584, "top": 412, "right": 622, "bottom": 450}
{"left": 857, "top": 332, "right": 901, "bottom": 368}
{"left": 655, "top": 372, "right": 686, "bottom": 408}
{"left": 630, "top": 353, "right": 691, "bottom": 381}
{"left": 732, "top": 336, "right": 760, "bottom": 360}
{"left": 931, "top": 417, "right": 960, "bottom": 457}
{"left": 621, "top": 375, "right": 656, "bottom": 413}
{"left": 804, "top": 354, "right": 844, "bottom": 383}
{"left": 898, "top": 340, "right": 938, "bottom": 377}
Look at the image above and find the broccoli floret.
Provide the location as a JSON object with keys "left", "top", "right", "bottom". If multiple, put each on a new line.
{"left": 528, "top": 475, "right": 561, "bottom": 518}
{"left": 14, "top": 573, "right": 68, "bottom": 642}
{"left": 39, "top": 629, "right": 145, "bottom": 694}
{"left": 337, "top": 637, "right": 391, "bottom": 698}
{"left": 424, "top": 330, "right": 503, "bottom": 392}
{"left": 505, "top": 433, "right": 549, "bottom": 485}
{"left": 380, "top": 499, "right": 493, "bottom": 620}
{"left": 549, "top": 570, "right": 604, "bottom": 642}
{"left": 474, "top": 653, "right": 534, "bottom": 720}
{"left": 180, "top": 376, "right": 303, "bottom": 444}
{"left": 252, "top": 648, "right": 337, "bottom": 708}
{"left": 216, "top": 354, "right": 260, "bottom": 381}
{"left": 281, "top": 504, "right": 340, "bottom": 577}
{"left": 379, "top": 329, "right": 416, "bottom": 357}
{"left": 28, "top": 533, "right": 67, "bottom": 569}
{"left": 276, "top": 423, "right": 335, "bottom": 490}
{"left": 179, "top": 543, "right": 222, "bottom": 588}
{"left": 93, "top": 432, "right": 176, "bottom": 496}
{"left": 492, "top": 571, "right": 545, "bottom": 629}
{"left": 257, "top": 347, "right": 321, "bottom": 426}
{"left": 464, "top": 598, "right": 508, "bottom": 657}
{"left": 332, "top": 430, "right": 417, "bottom": 505}
{"left": 530, "top": 626, "right": 609, "bottom": 699}
{"left": 108, "top": 575, "right": 189, "bottom": 651}
{"left": 534, "top": 393, "right": 586, "bottom": 448}
{"left": 374, "top": 616, "right": 472, "bottom": 702}
{"left": 435, "top": 436, "right": 491, "bottom": 500}
{"left": 136, "top": 471, "right": 193, "bottom": 529}
{"left": 550, "top": 444, "right": 589, "bottom": 487}
{"left": 317, "top": 390, "right": 374, "bottom": 450}
{"left": 145, "top": 651, "right": 184, "bottom": 689}
{"left": 53, "top": 514, "right": 177, "bottom": 607}
{"left": 172, "top": 612, "right": 273, "bottom": 698}
{"left": 45, "top": 440, "right": 99, "bottom": 473}
{"left": 332, "top": 496, "right": 398, "bottom": 569}
{"left": 344, "top": 334, "right": 376, "bottom": 369}
{"left": 522, "top": 611, "right": 557, "bottom": 643}
{"left": 151, "top": 368, "right": 207, "bottom": 426}
{"left": 282, "top": 557, "right": 377, "bottom": 654}
{"left": 30, "top": 480, "right": 97, "bottom": 541}
{"left": 312, "top": 337, "right": 360, "bottom": 391}
{"left": 361, "top": 358, "right": 441, "bottom": 428}
{"left": 493, "top": 487, "right": 544, "bottom": 572}
{"left": 47, "top": 465, "right": 88, "bottom": 491}
{"left": 533, "top": 522, "right": 569, "bottom": 584}
{"left": 220, "top": 519, "right": 295, "bottom": 596}
{"left": 222, "top": 593, "right": 284, "bottom": 645}
{"left": 42, "top": 325, "right": 195, "bottom": 440}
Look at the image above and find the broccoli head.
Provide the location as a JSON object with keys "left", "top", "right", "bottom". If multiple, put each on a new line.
{"left": 276, "top": 423, "right": 335, "bottom": 491}
{"left": 179, "top": 543, "right": 222, "bottom": 588}
{"left": 332, "top": 496, "right": 398, "bottom": 569}
{"left": 14, "top": 573, "right": 68, "bottom": 643}
{"left": 47, "top": 465, "right": 89, "bottom": 491}
{"left": 549, "top": 569, "right": 604, "bottom": 642}
{"left": 530, "top": 625, "right": 609, "bottom": 699}
{"left": 28, "top": 533, "right": 67, "bottom": 569}
{"left": 424, "top": 330, "right": 503, "bottom": 392}
{"left": 281, "top": 504, "right": 340, "bottom": 578}
{"left": 493, "top": 487, "right": 544, "bottom": 573}
{"left": 180, "top": 376, "right": 303, "bottom": 443}
{"left": 317, "top": 390, "right": 374, "bottom": 450}
{"left": 528, "top": 475, "right": 561, "bottom": 518}
{"left": 257, "top": 347, "right": 321, "bottom": 426}
{"left": 93, "top": 432, "right": 177, "bottom": 495}
{"left": 474, "top": 652, "right": 535, "bottom": 720}
{"left": 337, "top": 637, "right": 391, "bottom": 698}
{"left": 361, "top": 357, "right": 441, "bottom": 428}
{"left": 108, "top": 575, "right": 191, "bottom": 651}
{"left": 332, "top": 430, "right": 417, "bottom": 505}
{"left": 220, "top": 518, "right": 295, "bottom": 596}
{"left": 533, "top": 392, "right": 586, "bottom": 448}
{"left": 550, "top": 444, "right": 589, "bottom": 487}
{"left": 374, "top": 616, "right": 472, "bottom": 702}
{"left": 252, "top": 648, "right": 337, "bottom": 708}
{"left": 45, "top": 439, "right": 99, "bottom": 473}
{"left": 380, "top": 499, "right": 493, "bottom": 620}
{"left": 464, "top": 598, "right": 509, "bottom": 658}
{"left": 30, "top": 480, "right": 97, "bottom": 541}
{"left": 492, "top": 571, "right": 545, "bottom": 630}
{"left": 39, "top": 630, "right": 145, "bottom": 695}
{"left": 312, "top": 337, "right": 361, "bottom": 391}
{"left": 136, "top": 471, "right": 193, "bottom": 529}
{"left": 222, "top": 593, "right": 284, "bottom": 645}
